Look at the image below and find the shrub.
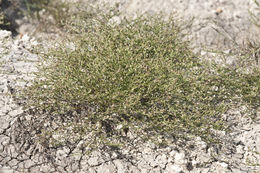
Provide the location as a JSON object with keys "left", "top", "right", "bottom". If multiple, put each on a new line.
{"left": 19, "top": 5, "right": 259, "bottom": 151}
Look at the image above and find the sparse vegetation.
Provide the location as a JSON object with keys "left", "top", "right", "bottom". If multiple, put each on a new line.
{"left": 23, "top": 0, "right": 100, "bottom": 33}
{"left": 248, "top": 0, "right": 260, "bottom": 65}
{"left": 250, "top": 0, "right": 260, "bottom": 28}
{"left": 0, "top": 11, "right": 3, "bottom": 25}
{"left": 0, "top": 0, "right": 9, "bottom": 29}
{"left": 14, "top": 1, "right": 259, "bottom": 153}
{"left": 0, "top": 0, "right": 3, "bottom": 24}
{"left": 0, "top": 15, "right": 4, "bottom": 27}
{"left": 24, "top": 0, "right": 70, "bottom": 27}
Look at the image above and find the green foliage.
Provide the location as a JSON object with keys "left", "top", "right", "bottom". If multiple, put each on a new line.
{"left": 0, "top": 3, "right": 9, "bottom": 27}
{"left": 20, "top": 5, "right": 259, "bottom": 150}
{"left": 0, "top": 0, "right": 3, "bottom": 25}
{"left": 0, "top": 11, "right": 4, "bottom": 25}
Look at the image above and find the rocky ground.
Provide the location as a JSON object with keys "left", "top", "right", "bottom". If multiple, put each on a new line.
{"left": 0, "top": 0, "right": 259, "bottom": 172}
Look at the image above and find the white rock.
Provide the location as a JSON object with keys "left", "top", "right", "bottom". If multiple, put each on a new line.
{"left": 96, "top": 163, "right": 116, "bottom": 173}
{"left": 0, "top": 30, "right": 12, "bottom": 39}
{"left": 113, "top": 159, "right": 128, "bottom": 173}
{"left": 217, "top": 162, "right": 228, "bottom": 168}
{"left": 174, "top": 152, "right": 185, "bottom": 165}
{"left": 88, "top": 156, "right": 102, "bottom": 166}
{"left": 108, "top": 16, "right": 121, "bottom": 26}
{"left": 169, "top": 150, "right": 177, "bottom": 157}
{"left": 7, "top": 107, "right": 23, "bottom": 117}
{"left": 165, "top": 164, "right": 183, "bottom": 172}
{"left": 156, "top": 154, "right": 168, "bottom": 168}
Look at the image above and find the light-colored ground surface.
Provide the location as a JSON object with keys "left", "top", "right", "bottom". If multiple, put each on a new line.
{"left": 0, "top": 0, "right": 259, "bottom": 172}
{"left": 98, "top": 0, "right": 260, "bottom": 49}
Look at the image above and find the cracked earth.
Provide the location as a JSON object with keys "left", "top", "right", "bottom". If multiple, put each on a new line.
{"left": 0, "top": 0, "right": 259, "bottom": 172}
